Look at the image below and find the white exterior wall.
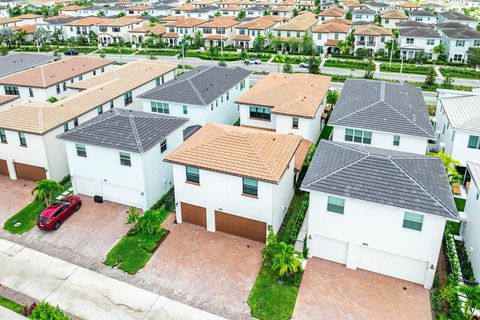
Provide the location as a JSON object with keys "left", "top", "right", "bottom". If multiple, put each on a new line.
{"left": 463, "top": 178, "right": 480, "bottom": 281}
{"left": 354, "top": 34, "right": 391, "bottom": 52}
{"left": 398, "top": 36, "right": 439, "bottom": 59}
{"left": 332, "top": 125, "right": 429, "bottom": 154}
{"left": 306, "top": 190, "right": 448, "bottom": 288}
{"left": 409, "top": 15, "right": 437, "bottom": 24}
{"left": 382, "top": 18, "right": 405, "bottom": 29}
{"left": 352, "top": 13, "right": 375, "bottom": 23}
{"left": 313, "top": 31, "right": 347, "bottom": 52}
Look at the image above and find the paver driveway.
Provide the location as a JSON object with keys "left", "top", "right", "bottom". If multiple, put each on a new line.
{"left": 14, "top": 195, "right": 131, "bottom": 262}
{"left": 293, "top": 258, "right": 432, "bottom": 320}
{"left": 137, "top": 214, "right": 263, "bottom": 320}
{"left": 0, "top": 176, "right": 35, "bottom": 227}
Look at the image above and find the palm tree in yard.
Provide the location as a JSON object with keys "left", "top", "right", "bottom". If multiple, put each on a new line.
{"left": 32, "top": 27, "right": 50, "bottom": 52}
{"left": 32, "top": 179, "right": 63, "bottom": 206}
{"left": 117, "top": 38, "right": 125, "bottom": 63}
{"left": 272, "top": 242, "right": 303, "bottom": 277}
{"left": 266, "top": 31, "right": 274, "bottom": 50}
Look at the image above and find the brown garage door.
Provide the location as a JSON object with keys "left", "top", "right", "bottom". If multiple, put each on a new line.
{"left": 181, "top": 202, "right": 206, "bottom": 227}
{"left": 14, "top": 162, "right": 46, "bottom": 182}
{"left": 215, "top": 211, "right": 266, "bottom": 242}
{"left": 0, "top": 160, "right": 8, "bottom": 176}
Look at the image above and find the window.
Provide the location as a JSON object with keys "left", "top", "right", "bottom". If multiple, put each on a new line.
{"left": 160, "top": 139, "right": 167, "bottom": 153}
{"left": 474, "top": 40, "right": 480, "bottom": 47}
{"left": 327, "top": 196, "right": 344, "bottom": 214}
{"left": 183, "top": 105, "right": 188, "bottom": 115}
{"left": 402, "top": 212, "right": 423, "bottom": 231}
{"left": 76, "top": 144, "right": 86, "bottom": 157}
{"left": 393, "top": 135, "right": 400, "bottom": 146}
{"left": 354, "top": 15, "right": 362, "bottom": 19}
{"left": 384, "top": 18, "right": 389, "bottom": 23}
{"left": 250, "top": 106, "right": 271, "bottom": 120}
{"left": 29, "top": 87, "right": 34, "bottom": 97}
{"left": 99, "top": 26, "right": 107, "bottom": 32}
{"left": 5, "top": 85, "right": 19, "bottom": 95}
{"left": 124, "top": 91, "right": 133, "bottom": 105}
{"left": 406, "top": 38, "right": 414, "bottom": 44}
{"left": 0, "top": 129, "right": 7, "bottom": 143}
{"left": 292, "top": 117, "right": 299, "bottom": 129}
{"left": 110, "top": 100, "right": 114, "bottom": 109}
{"left": 426, "top": 39, "right": 435, "bottom": 45}
{"left": 243, "top": 177, "right": 258, "bottom": 196}
{"left": 334, "top": 32, "right": 339, "bottom": 40}
{"left": 186, "top": 166, "right": 199, "bottom": 183}
{"left": 74, "top": 118, "right": 79, "bottom": 127}
{"left": 345, "top": 128, "right": 371, "bottom": 144}
{"left": 120, "top": 152, "right": 131, "bottom": 166}
{"left": 56, "top": 84, "right": 61, "bottom": 94}
{"left": 101, "top": 67, "right": 105, "bottom": 73}
{"left": 345, "top": 128, "right": 353, "bottom": 141}
{"left": 453, "top": 54, "right": 463, "bottom": 62}
{"left": 97, "top": 105, "right": 103, "bottom": 115}
{"left": 18, "top": 132, "right": 27, "bottom": 146}
{"left": 240, "top": 79, "right": 246, "bottom": 90}
{"left": 456, "top": 40, "right": 465, "bottom": 47}
{"left": 151, "top": 101, "right": 169, "bottom": 114}
{"left": 155, "top": 78, "right": 161, "bottom": 86}
{"left": 93, "top": 70, "right": 96, "bottom": 76}
{"left": 468, "top": 135, "right": 480, "bottom": 149}
{"left": 226, "top": 91, "right": 229, "bottom": 100}
{"left": 112, "top": 27, "right": 120, "bottom": 32}
{"left": 63, "top": 123, "right": 69, "bottom": 132}
{"left": 78, "top": 75, "right": 83, "bottom": 81}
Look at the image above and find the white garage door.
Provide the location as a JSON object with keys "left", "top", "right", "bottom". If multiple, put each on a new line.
{"left": 357, "top": 246, "right": 428, "bottom": 285}
{"left": 74, "top": 176, "right": 96, "bottom": 197}
{"left": 102, "top": 182, "right": 144, "bottom": 209}
{"left": 310, "top": 235, "right": 348, "bottom": 264}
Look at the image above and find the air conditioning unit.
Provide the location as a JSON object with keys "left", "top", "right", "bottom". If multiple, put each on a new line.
{"left": 94, "top": 195, "right": 103, "bottom": 203}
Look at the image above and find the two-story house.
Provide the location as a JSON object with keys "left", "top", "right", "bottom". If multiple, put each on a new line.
{"left": 37, "top": 15, "right": 79, "bottom": 40}
{"left": 353, "top": 24, "right": 392, "bottom": 54}
{"left": 301, "top": 140, "right": 458, "bottom": 289}
{"left": 236, "top": 72, "right": 331, "bottom": 143}
{"left": 408, "top": 10, "right": 437, "bottom": 25}
{"left": 273, "top": 11, "right": 318, "bottom": 52}
{"left": 317, "top": 7, "right": 346, "bottom": 22}
{"left": 398, "top": 27, "right": 441, "bottom": 60}
{"left": 365, "top": 1, "right": 390, "bottom": 13}
{"left": 139, "top": 65, "right": 250, "bottom": 127}
{"left": 0, "top": 61, "right": 176, "bottom": 182}
{"left": 0, "top": 56, "right": 114, "bottom": 105}
{"left": 234, "top": 15, "right": 282, "bottom": 50}
{"left": 379, "top": 9, "right": 407, "bottom": 29}
{"left": 312, "top": 19, "right": 351, "bottom": 54}
{"left": 198, "top": 16, "right": 239, "bottom": 47}
{"left": 162, "top": 17, "right": 206, "bottom": 46}
{"left": 97, "top": 17, "right": 143, "bottom": 46}
{"left": 352, "top": 8, "right": 376, "bottom": 23}
{"left": 463, "top": 161, "right": 480, "bottom": 281}
{"left": 63, "top": 16, "right": 109, "bottom": 41}
{"left": 329, "top": 79, "right": 435, "bottom": 154}
{"left": 164, "top": 123, "right": 308, "bottom": 242}
{"left": 57, "top": 109, "right": 188, "bottom": 210}
{"left": 436, "top": 22, "right": 480, "bottom": 62}
{"left": 438, "top": 11, "right": 478, "bottom": 29}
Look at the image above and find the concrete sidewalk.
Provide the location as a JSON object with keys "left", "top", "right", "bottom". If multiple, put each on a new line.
{"left": 0, "top": 239, "right": 225, "bottom": 320}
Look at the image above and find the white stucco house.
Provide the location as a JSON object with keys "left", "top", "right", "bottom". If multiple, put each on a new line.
{"left": 352, "top": 8, "right": 376, "bottom": 23}
{"left": 329, "top": 79, "right": 435, "bottom": 154}
{"left": 57, "top": 109, "right": 188, "bottom": 210}
{"left": 312, "top": 19, "right": 351, "bottom": 54}
{"left": 398, "top": 26, "right": 441, "bottom": 60}
{"left": 236, "top": 72, "right": 331, "bottom": 144}
{"left": 353, "top": 24, "right": 392, "bottom": 54}
{"left": 408, "top": 10, "right": 437, "bottom": 25}
{"left": 139, "top": 66, "right": 251, "bottom": 128}
{"left": 234, "top": 15, "right": 282, "bottom": 50}
{"left": 436, "top": 22, "right": 480, "bottom": 63}
{"left": 164, "top": 123, "right": 308, "bottom": 242}
{"left": 438, "top": 11, "right": 478, "bottom": 29}
{"left": 301, "top": 140, "right": 459, "bottom": 289}
{"left": 463, "top": 161, "right": 480, "bottom": 281}
{"left": 0, "top": 61, "right": 177, "bottom": 182}
{"left": 434, "top": 90, "right": 480, "bottom": 167}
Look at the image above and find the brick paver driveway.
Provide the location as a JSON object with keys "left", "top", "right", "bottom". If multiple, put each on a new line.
{"left": 13, "top": 195, "right": 131, "bottom": 262}
{"left": 293, "top": 258, "right": 432, "bottom": 320}
{"left": 137, "top": 214, "right": 263, "bottom": 320}
{"left": 0, "top": 176, "right": 35, "bottom": 227}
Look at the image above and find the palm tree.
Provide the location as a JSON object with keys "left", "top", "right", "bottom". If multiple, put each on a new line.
{"left": 14, "top": 29, "right": 27, "bottom": 49}
{"left": 272, "top": 242, "right": 303, "bottom": 277}
{"left": 209, "top": 45, "right": 220, "bottom": 61}
{"left": 193, "top": 31, "right": 203, "bottom": 48}
{"left": 32, "top": 179, "right": 63, "bottom": 206}
{"left": 274, "top": 53, "right": 285, "bottom": 72}
{"left": 32, "top": 27, "right": 50, "bottom": 52}
{"left": 428, "top": 152, "right": 462, "bottom": 183}
{"left": 459, "top": 285, "right": 480, "bottom": 320}
{"left": 117, "top": 38, "right": 125, "bottom": 63}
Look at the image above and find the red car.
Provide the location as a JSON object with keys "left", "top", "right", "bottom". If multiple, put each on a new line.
{"left": 36, "top": 196, "right": 82, "bottom": 230}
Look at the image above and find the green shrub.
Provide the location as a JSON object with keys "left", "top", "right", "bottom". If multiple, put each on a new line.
{"left": 380, "top": 63, "right": 431, "bottom": 75}
{"left": 28, "top": 302, "right": 70, "bottom": 320}
{"left": 324, "top": 58, "right": 374, "bottom": 70}
{"left": 440, "top": 67, "right": 480, "bottom": 79}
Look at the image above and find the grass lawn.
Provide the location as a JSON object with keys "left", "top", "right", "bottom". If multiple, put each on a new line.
{"left": 407, "top": 81, "right": 472, "bottom": 92}
{"left": 439, "top": 67, "right": 480, "bottom": 79}
{"left": 3, "top": 181, "right": 72, "bottom": 234}
{"left": 454, "top": 197, "right": 466, "bottom": 212}
{"left": 324, "top": 59, "right": 374, "bottom": 70}
{"left": 277, "top": 192, "right": 308, "bottom": 244}
{"left": 0, "top": 295, "right": 23, "bottom": 314}
{"left": 248, "top": 265, "right": 302, "bottom": 320}
{"left": 319, "top": 125, "right": 333, "bottom": 140}
{"left": 446, "top": 221, "right": 461, "bottom": 236}
{"left": 380, "top": 63, "right": 430, "bottom": 75}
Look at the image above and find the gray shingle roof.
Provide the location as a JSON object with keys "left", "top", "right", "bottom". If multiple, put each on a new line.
{"left": 439, "top": 11, "right": 476, "bottom": 22}
{"left": 329, "top": 79, "right": 435, "bottom": 138}
{"left": 437, "top": 23, "right": 480, "bottom": 39}
{"left": 57, "top": 109, "right": 188, "bottom": 153}
{"left": 138, "top": 65, "right": 251, "bottom": 106}
{"left": 409, "top": 10, "right": 436, "bottom": 17}
{"left": 352, "top": 8, "right": 376, "bottom": 14}
{"left": 398, "top": 27, "right": 440, "bottom": 38}
{"left": 396, "top": 20, "right": 431, "bottom": 28}
{"left": 302, "top": 141, "right": 458, "bottom": 218}
{"left": 0, "top": 53, "right": 53, "bottom": 77}
{"left": 440, "top": 94, "right": 480, "bottom": 131}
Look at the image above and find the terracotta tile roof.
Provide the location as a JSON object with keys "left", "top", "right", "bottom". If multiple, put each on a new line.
{"left": 162, "top": 32, "right": 179, "bottom": 38}
{"left": 271, "top": 6, "right": 294, "bottom": 12}
{"left": 98, "top": 17, "right": 143, "bottom": 26}
{"left": 274, "top": 11, "right": 317, "bottom": 31}
{"left": 325, "top": 39, "right": 340, "bottom": 46}
{"left": 355, "top": 24, "right": 391, "bottom": 36}
{"left": 276, "top": 0, "right": 297, "bottom": 6}
{"left": 240, "top": 124, "right": 275, "bottom": 131}
{"left": 318, "top": 7, "right": 346, "bottom": 17}
{"left": 60, "top": 5, "right": 86, "bottom": 11}
{"left": 173, "top": 3, "right": 195, "bottom": 11}
{"left": 191, "top": 0, "right": 218, "bottom": 5}
{"left": 159, "top": 15, "right": 185, "bottom": 22}
{"left": 397, "top": 2, "right": 419, "bottom": 8}
{"left": 312, "top": 22, "right": 350, "bottom": 33}
{"left": 203, "top": 34, "right": 228, "bottom": 40}
{"left": 171, "top": 17, "right": 207, "bottom": 27}
{"left": 199, "top": 16, "right": 239, "bottom": 28}
{"left": 0, "top": 95, "right": 19, "bottom": 106}
{"left": 11, "top": 24, "right": 36, "bottom": 33}
{"left": 294, "top": 139, "right": 311, "bottom": 171}
{"left": 237, "top": 15, "right": 281, "bottom": 30}
{"left": 0, "top": 61, "right": 177, "bottom": 135}
{"left": 380, "top": 9, "right": 408, "bottom": 19}
{"left": 129, "top": 23, "right": 166, "bottom": 35}
{"left": 16, "top": 14, "right": 42, "bottom": 19}
{"left": 128, "top": 5, "right": 150, "bottom": 10}
{"left": 65, "top": 17, "right": 109, "bottom": 26}
{"left": 0, "top": 18, "right": 20, "bottom": 25}
{"left": 235, "top": 72, "right": 331, "bottom": 118}
{"left": 344, "top": 1, "right": 365, "bottom": 7}
{"left": 324, "top": 17, "right": 352, "bottom": 25}
{"left": 0, "top": 56, "right": 113, "bottom": 88}
{"left": 234, "top": 34, "right": 251, "bottom": 41}
{"left": 164, "top": 122, "right": 302, "bottom": 183}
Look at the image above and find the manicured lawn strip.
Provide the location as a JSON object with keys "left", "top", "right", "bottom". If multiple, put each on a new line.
{"left": 440, "top": 67, "right": 480, "bottom": 79}
{"left": 0, "top": 295, "right": 23, "bottom": 314}
{"left": 248, "top": 265, "right": 302, "bottom": 320}
{"left": 72, "top": 47, "right": 97, "bottom": 54}
{"left": 446, "top": 220, "right": 461, "bottom": 236}
{"left": 324, "top": 59, "right": 374, "bottom": 70}
{"left": 100, "top": 48, "right": 137, "bottom": 54}
{"left": 138, "top": 49, "right": 178, "bottom": 56}
{"left": 277, "top": 192, "right": 308, "bottom": 244}
{"left": 454, "top": 197, "right": 466, "bottom": 212}
{"left": 380, "top": 63, "right": 430, "bottom": 75}
{"left": 407, "top": 81, "right": 472, "bottom": 92}
{"left": 319, "top": 125, "right": 333, "bottom": 140}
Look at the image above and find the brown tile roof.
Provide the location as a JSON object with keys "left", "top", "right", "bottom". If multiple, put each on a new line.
{"left": 164, "top": 122, "right": 302, "bottom": 183}
{"left": 203, "top": 34, "right": 228, "bottom": 40}
{"left": 344, "top": 1, "right": 365, "bottom": 7}
{"left": 237, "top": 15, "right": 281, "bottom": 30}
{"left": 171, "top": 17, "right": 207, "bottom": 27}
{"left": 235, "top": 72, "right": 331, "bottom": 118}
{"left": 98, "top": 17, "right": 143, "bottom": 26}
{"left": 325, "top": 39, "right": 340, "bottom": 46}
{"left": 128, "top": 5, "right": 150, "bottom": 10}
{"left": 234, "top": 34, "right": 251, "bottom": 41}
{"left": 11, "top": 24, "right": 36, "bottom": 33}
{"left": 397, "top": 2, "right": 419, "bottom": 8}
{"left": 60, "top": 5, "right": 86, "bottom": 11}
{"left": 159, "top": 15, "right": 185, "bottom": 22}
{"left": 276, "top": 0, "right": 297, "bottom": 6}
{"left": 129, "top": 23, "right": 166, "bottom": 35}
{"left": 162, "top": 32, "right": 179, "bottom": 38}
{"left": 355, "top": 24, "right": 392, "bottom": 36}
{"left": 0, "top": 61, "right": 177, "bottom": 135}
{"left": 199, "top": 16, "right": 239, "bottom": 28}
{"left": 173, "top": 3, "right": 195, "bottom": 11}
{"left": 0, "top": 18, "right": 20, "bottom": 25}
{"left": 274, "top": 11, "right": 318, "bottom": 31}
{"left": 16, "top": 14, "right": 42, "bottom": 19}
{"left": 65, "top": 17, "right": 109, "bottom": 26}
{"left": 312, "top": 22, "right": 350, "bottom": 33}
{"left": 0, "top": 95, "right": 19, "bottom": 106}
{"left": 318, "top": 7, "right": 346, "bottom": 17}
{"left": 380, "top": 9, "right": 408, "bottom": 19}
{"left": 0, "top": 56, "right": 113, "bottom": 88}
{"left": 294, "top": 139, "right": 311, "bottom": 172}
{"left": 271, "top": 6, "right": 294, "bottom": 12}
{"left": 324, "top": 17, "right": 352, "bottom": 25}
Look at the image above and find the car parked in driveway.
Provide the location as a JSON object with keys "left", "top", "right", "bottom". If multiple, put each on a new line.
{"left": 36, "top": 196, "right": 82, "bottom": 230}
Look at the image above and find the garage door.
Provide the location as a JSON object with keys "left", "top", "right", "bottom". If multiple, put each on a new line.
{"left": 14, "top": 162, "right": 46, "bottom": 181}
{"left": 310, "top": 235, "right": 348, "bottom": 264}
{"left": 357, "top": 246, "right": 428, "bottom": 285}
{"left": 75, "top": 176, "right": 96, "bottom": 197}
{"left": 0, "top": 160, "right": 8, "bottom": 176}
{"left": 102, "top": 183, "right": 144, "bottom": 208}
{"left": 181, "top": 202, "right": 206, "bottom": 227}
{"left": 215, "top": 211, "right": 266, "bottom": 242}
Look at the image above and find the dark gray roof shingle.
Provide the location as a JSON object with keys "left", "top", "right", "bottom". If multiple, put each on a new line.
{"left": 398, "top": 27, "right": 440, "bottom": 38}
{"left": 302, "top": 141, "right": 458, "bottom": 218}
{"left": 138, "top": 65, "right": 251, "bottom": 106}
{"left": 437, "top": 23, "right": 480, "bottom": 39}
{"left": 0, "top": 53, "right": 53, "bottom": 77}
{"left": 439, "top": 11, "right": 476, "bottom": 21}
{"left": 329, "top": 79, "right": 435, "bottom": 138}
{"left": 57, "top": 109, "right": 188, "bottom": 153}
{"left": 409, "top": 10, "right": 436, "bottom": 17}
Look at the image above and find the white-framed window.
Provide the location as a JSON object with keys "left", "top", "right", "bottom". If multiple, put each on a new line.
{"left": 393, "top": 135, "right": 400, "bottom": 146}
{"left": 76, "top": 144, "right": 87, "bottom": 157}
{"left": 402, "top": 212, "right": 423, "bottom": 231}
{"left": 160, "top": 139, "right": 167, "bottom": 153}
{"left": 120, "top": 152, "right": 131, "bottom": 166}
{"left": 327, "top": 196, "right": 345, "bottom": 214}
{"left": 151, "top": 101, "right": 169, "bottom": 114}
{"left": 345, "top": 128, "right": 372, "bottom": 144}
